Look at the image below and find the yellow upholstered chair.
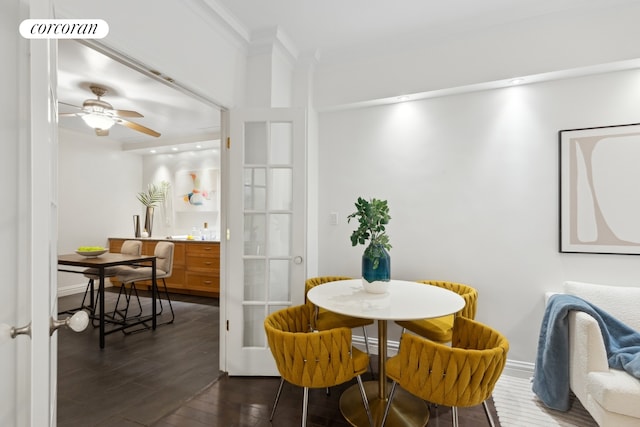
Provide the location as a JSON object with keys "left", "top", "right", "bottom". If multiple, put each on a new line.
{"left": 264, "top": 304, "right": 373, "bottom": 427}
{"left": 396, "top": 280, "right": 477, "bottom": 343}
{"left": 305, "top": 276, "right": 373, "bottom": 369}
{"left": 381, "top": 316, "right": 509, "bottom": 427}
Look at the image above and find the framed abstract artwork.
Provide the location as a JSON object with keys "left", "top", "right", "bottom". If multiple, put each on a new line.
{"left": 559, "top": 123, "right": 640, "bottom": 254}
{"left": 174, "top": 168, "right": 219, "bottom": 212}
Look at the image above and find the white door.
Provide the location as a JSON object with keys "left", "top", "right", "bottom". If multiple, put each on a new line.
{"left": 0, "top": 0, "right": 58, "bottom": 425}
{"left": 225, "top": 108, "right": 307, "bottom": 375}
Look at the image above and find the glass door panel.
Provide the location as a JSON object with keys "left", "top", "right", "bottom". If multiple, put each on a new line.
{"left": 269, "top": 168, "right": 292, "bottom": 210}
{"left": 226, "top": 108, "right": 306, "bottom": 375}
{"left": 269, "top": 122, "right": 292, "bottom": 164}
{"left": 243, "top": 168, "right": 266, "bottom": 210}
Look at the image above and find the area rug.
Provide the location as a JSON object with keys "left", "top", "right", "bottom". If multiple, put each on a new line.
{"left": 492, "top": 375, "right": 598, "bottom": 426}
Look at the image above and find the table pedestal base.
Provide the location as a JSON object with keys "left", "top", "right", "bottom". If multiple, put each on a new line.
{"left": 340, "top": 380, "right": 429, "bottom": 427}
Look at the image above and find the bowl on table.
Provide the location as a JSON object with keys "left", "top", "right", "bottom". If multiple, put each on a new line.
{"left": 75, "top": 248, "right": 108, "bottom": 257}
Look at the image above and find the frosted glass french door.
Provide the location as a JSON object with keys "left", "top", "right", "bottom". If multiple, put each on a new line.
{"left": 226, "top": 108, "right": 306, "bottom": 375}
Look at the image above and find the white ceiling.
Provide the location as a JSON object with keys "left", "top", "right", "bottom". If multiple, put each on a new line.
{"left": 57, "top": 40, "right": 221, "bottom": 151}
{"left": 57, "top": 0, "right": 638, "bottom": 147}
{"left": 215, "top": 0, "right": 638, "bottom": 62}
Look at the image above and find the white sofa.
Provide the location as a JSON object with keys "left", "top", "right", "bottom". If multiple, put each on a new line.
{"left": 563, "top": 281, "right": 640, "bottom": 427}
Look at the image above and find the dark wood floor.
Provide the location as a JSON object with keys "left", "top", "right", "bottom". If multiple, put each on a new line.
{"left": 58, "top": 289, "right": 500, "bottom": 426}
{"left": 154, "top": 370, "right": 500, "bottom": 427}
{"left": 57, "top": 288, "right": 220, "bottom": 426}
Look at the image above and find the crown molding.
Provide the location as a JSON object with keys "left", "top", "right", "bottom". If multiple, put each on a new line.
{"left": 193, "top": 0, "right": 251, "bottom": 48}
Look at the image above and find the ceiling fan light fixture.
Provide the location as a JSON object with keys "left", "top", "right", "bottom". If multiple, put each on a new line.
{"left": 62, "top": 85, "right": 159, "bottom": 137}
{"left": 81, "top": 113, "right": 115, "bottom": 130}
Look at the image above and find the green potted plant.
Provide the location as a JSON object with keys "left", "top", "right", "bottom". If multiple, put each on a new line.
{"left": 137, "top": 183, "right": 165, "bottom": 237}
{"left": 347, "top": 197, "right": 392, "bottom": 293}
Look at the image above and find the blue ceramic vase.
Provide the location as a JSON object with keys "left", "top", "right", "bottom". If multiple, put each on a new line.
{"left": 362, "top": 244, "right": 390, "bottom": 292}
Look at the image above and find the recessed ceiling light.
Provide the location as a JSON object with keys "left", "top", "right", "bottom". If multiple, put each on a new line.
{"left": 150, "top": 149, "right": 157, "bottom": 154}
{"left": 510, "top": 78, "right": 524, "bottom": 85}
{"left": 397, "top": 95, "right": 410, "bottom": 102}
{"left": 171, "top": 147, "right": 178, "bottom": 151}
{"left": 196, "top": 145, "right": 202, "bottom": 149}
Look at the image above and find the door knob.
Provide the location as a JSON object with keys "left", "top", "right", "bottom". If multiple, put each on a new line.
{"left": 0, "top": 322, "right": 31, "bottom": 345}
{"left": 50, "top": 310, "right": 90, "bottom": 336}
{"left": 293, "top": 256, "right": 303, "bottom": 265}
{"left": 1, "top": 311, "right": 89, "bottom": 344}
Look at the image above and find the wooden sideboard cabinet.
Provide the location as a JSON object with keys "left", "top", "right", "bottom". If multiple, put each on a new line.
{"left": 185, "top": 243, "right": 220, "bottom": 293}
{"left": 108, "top": 238, "right": 220, "bottom": 297}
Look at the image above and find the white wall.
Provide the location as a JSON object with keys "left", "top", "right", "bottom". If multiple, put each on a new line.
{"left": 142, "top": 148, "right": 221, "bottom": 238}
{"left": 318, "top": 68, "right": 640, "bottom": 366}
{"left": 314, "top": 2, "right": 640, "bottom": 109}
{"left": 57, "top": 128, "right": 142, "bottom": 289}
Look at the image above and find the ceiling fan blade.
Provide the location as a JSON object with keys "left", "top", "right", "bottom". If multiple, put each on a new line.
{"left": 112, "top": 109, "right": 143, "bottom": 118}
{"left": 59, "top": 112, "right": 83, "bottom": 117}
{"left": 116, "top": 118, "right": 161, "bottom": 137}
{"left": 95, "top": 128, "right": 109, "bottom": 136}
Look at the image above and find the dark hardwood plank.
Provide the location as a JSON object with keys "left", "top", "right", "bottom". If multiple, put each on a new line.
{"left": 153, "top": 363, "right": 501, "bottom": 427}
{"left": 57, "top": 290, "right": 220, "bottom": 426}
{"left": 59, "top": 290, "right": 499, "bottom": 426}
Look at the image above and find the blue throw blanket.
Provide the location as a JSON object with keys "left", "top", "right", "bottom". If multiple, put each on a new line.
{"left": 532, "top": 293, "right": 640, "bottom": 411}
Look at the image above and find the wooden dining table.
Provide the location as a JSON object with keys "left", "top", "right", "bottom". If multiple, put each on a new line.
{"left": 307, "top": 279, "right": 465, "bottom": 427}
{"left": 57, "top": 252, "right": 157, "bottom": 349}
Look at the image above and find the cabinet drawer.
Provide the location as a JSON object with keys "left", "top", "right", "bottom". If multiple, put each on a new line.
{"left": 186, "top": 272, "right": 219, "bottom": 292}
{"left": 186, "top": 243, "right": 220, "bottom": 257}
{"left": 186, "top": 255, "right": 219, "bottom": 273}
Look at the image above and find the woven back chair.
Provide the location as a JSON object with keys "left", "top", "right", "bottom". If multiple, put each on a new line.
{"left": 264, "top": 304, "right": 373, "bottom": 427}
{"left": 305, "top": 276, "right": 373, "bottom": 373}
{"left": 382, "top": 316, "right": 509, "bottom": 427}
{"left": 396, "top": 280, "right": 478, "bottom": 343}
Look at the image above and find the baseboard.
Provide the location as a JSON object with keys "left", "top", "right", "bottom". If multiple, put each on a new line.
{"left": 352, "top": 335, "right": 399, "bottom": 357}
{"left": 353, "top": 334, "right": 535, "bottom": 380}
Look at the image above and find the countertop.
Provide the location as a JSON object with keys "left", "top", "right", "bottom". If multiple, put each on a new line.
{"left": 109, "top": 237, "right": 221, "bottom": 243}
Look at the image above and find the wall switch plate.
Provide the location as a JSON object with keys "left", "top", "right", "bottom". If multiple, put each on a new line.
{"left": 330, "top": 212, "right": 339, "bottom": 225}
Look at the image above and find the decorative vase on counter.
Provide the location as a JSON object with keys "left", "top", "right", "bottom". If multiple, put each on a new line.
{"left": 137, "top": 183, "right": 165, "bottom": 238}
{"left": 144, "top": 206, "right": 154, "bottom": 237}
{"left": 362, "top": 244, "right": 390, "bottom": 293}
{"left": 133, "top": 215, "right": 141, "bottom": 238}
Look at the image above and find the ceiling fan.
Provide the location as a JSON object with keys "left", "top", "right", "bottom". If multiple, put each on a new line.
{"left": 59, "top": 85, "right": 161, "bottom": 137}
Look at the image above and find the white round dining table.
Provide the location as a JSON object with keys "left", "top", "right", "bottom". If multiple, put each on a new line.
{"left": 307, "top": 279, "right": 465, "bottom": 427}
